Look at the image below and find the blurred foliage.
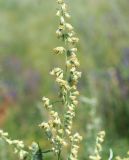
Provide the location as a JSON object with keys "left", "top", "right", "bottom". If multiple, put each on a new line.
{"left": 0, "top": 0, "right": 129, "bottom": 159}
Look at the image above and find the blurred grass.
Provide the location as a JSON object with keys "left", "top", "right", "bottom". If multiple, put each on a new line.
{"left": 0, "top": 0, "right": 129, "bottom": 159}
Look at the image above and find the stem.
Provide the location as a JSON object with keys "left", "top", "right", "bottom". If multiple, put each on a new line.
{"left": 57, "top": 149, "right": 61, "bottom": 160}
{"left": 64, "top": 52, "right": 68, "bottom": 79}
{"left": 51, "top": 100, "right": 63, "bottom": 105}
{"left": 42, "top": 149, "right": 53, "bottom": 154}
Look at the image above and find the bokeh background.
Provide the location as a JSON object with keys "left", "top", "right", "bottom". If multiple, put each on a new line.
{"left": 0, "top": 0, "right": 129, "bottom": 159}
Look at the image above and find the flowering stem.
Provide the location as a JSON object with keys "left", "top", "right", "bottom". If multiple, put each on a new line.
{"left": 39, "top": 1, "right": 82, "bottom": 159}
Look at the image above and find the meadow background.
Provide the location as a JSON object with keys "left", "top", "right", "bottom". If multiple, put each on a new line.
{"left": 0, "top": 0, "right": 129, "bottom": 159}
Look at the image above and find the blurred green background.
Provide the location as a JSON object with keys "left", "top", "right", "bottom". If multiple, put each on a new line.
{"left": 0, "top": 0, "right": 129, "bottom": 159}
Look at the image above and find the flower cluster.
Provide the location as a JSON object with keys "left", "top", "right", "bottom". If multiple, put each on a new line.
{"left": 39, "top": 0, "right": 82, "bottom": 159}
{"left": 0, "top": 129, "right": 28, "bottom": 160}
{"left": 89, "top": 131, "right": 105, "bottom": 160}
{"left": 116, "top": 151, "right": 129, "bottom": 160}
{"left": 53, "top": 47, "right": 66, "bottom": 55}
{"left": 56, "top": 0, "right": 80, "bottom": 69}
{"left": 39, "top": 97, "right": 65, "bottom": 154}
{"left": 50, "top": 67, "right": 70, "bottom": 93}
{"left": 68, "top": 133, "right": 82, "bottom": 160}
{"left": 55, "top": 0, "right": 81, "bottom": 137}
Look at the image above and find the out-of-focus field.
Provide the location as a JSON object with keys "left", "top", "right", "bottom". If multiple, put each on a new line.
{"left": 0, "top": 0, "right": 129, "bottom": 159}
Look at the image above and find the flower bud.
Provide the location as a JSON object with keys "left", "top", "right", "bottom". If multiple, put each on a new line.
{"left": 53, "top": 47, "right": 65, "bottom": 55}
{"left": 65, "top": 23, "right": 74, "bottom": 31}
{"left": 57, "top": 0, "right": 64, "bottom": 4}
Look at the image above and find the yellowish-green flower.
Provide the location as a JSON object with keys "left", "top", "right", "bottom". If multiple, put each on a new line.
{"left": 53, "top": 47, "right": 66, "bottom": 55}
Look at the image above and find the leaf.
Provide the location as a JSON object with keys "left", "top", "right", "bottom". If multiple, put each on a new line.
{"left": 31, "top": 148, "right": 43, "bottom": 160}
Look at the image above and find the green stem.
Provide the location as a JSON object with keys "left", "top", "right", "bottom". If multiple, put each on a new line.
{"left": 42, "top": 149, "right": 53, "bottom": 154}
{"left": 64, "top": 51, "right": 68, "bottom": 79}
{"left": 57, "top": 150, "right": 61, "bottom": 160}
{"left": 51, "top": 100, "right": 63, "bottom": 105}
